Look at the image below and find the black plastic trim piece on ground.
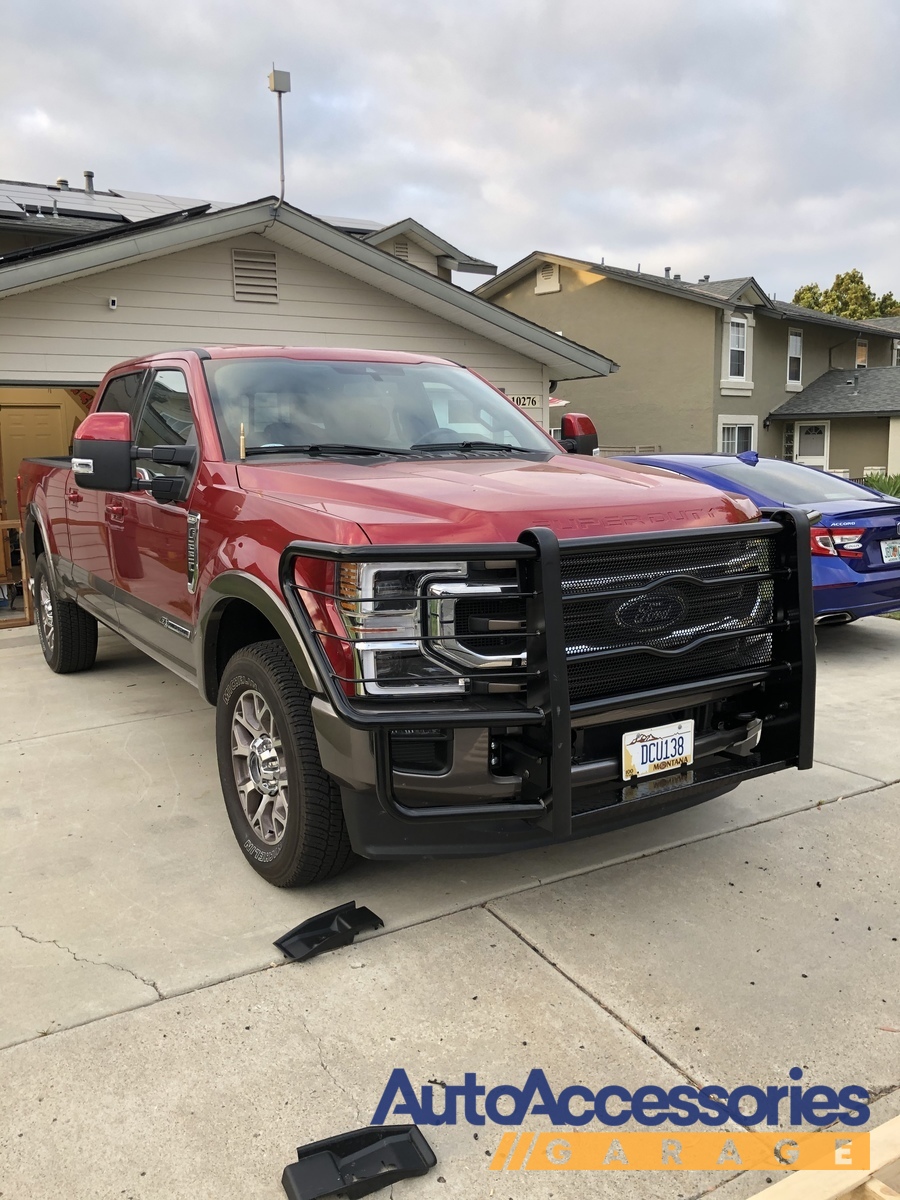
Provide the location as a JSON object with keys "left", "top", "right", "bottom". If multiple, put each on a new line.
{"left": 274, "top": 902, "right": 384, "bottom": 962}
{"left": 281, "top": 1124, "right": 436, "bottom": 1199}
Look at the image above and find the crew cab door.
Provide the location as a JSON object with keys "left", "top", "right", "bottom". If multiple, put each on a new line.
{"left": 110, "top": 367, "right": 200, "bottom": 679}
{"left": 68, "top": 370, "right": 146, "bottom": 623}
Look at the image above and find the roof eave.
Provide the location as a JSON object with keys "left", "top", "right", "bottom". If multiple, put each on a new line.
{"left": 0, "top": 201, "right": 615, "bottom": 380}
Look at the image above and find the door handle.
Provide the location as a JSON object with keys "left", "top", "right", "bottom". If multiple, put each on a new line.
{"left": 65, "top": 489, "right": 84, "bottom": 505}
{"left": 105, "top": 501, "right": 125, "bottom": 518}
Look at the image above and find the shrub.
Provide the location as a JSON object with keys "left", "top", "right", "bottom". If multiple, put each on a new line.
{"left": 864, "top": 472, "right": 900, "bottom": 497}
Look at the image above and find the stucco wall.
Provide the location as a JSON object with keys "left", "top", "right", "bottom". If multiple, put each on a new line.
{"left": 490, "top": 265, "right": 716, "bottom": 451}
{"left": 826, "top": 418, "right": 890, "bottom": 478}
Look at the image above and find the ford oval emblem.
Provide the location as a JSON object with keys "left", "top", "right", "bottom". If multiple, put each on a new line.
{"left": 615, "top": 588, "right": 686, "bottom": 633}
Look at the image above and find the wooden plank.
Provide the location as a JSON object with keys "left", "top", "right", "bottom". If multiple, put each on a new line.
{"left": 752, "top": 1115, "right": 900, "bottom": 1199}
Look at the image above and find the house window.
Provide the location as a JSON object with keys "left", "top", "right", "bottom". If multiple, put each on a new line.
{"left": 787, "top": 329, "right": 802, "bottom": 384}
{"left": 718, "top": 413, "right": 758, "bottom": 454}
{"left": 729, "top": 320, "right": 747, "bottom": 379}
{"left": 856, "top": 339, "right": 868, "bottom": 368}
{"left": 894, "top": 342, "right": 900, "bottom": 366}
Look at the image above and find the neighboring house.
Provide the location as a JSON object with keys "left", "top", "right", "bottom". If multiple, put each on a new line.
{"left": 769, "top": 367, "right": 900, "bottom": 479}
{"left": 475, "top": 254, "right": 899, "bottom": 478}
{"left": 0, "top": 180, "right": 616, "bottom": 519}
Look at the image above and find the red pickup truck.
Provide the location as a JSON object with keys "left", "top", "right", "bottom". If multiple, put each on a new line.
{"left": 18, "top": 347, "right": 815, "bottom": 887}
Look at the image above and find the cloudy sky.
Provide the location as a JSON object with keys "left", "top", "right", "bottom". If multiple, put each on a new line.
{"left": 3, "top": 0, "right": 900, "bottom": 298}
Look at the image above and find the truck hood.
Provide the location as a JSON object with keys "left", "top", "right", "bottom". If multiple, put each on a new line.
{"left": 236, "top": 454, "right": 759, "bottom": 544}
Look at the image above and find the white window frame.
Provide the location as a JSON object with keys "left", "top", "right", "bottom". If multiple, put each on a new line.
{"left": 720, "top": 309, "right": 755, "bottom": 394}
{"left": 786, "top": 328, "right": 803, "bottom": 390}
{"left": 728, "top": 319, "right": 747, "bottom": 380}
{"left": 717, "top": 413, "right": 758, "bottom": 454}
{"left": 893, "top": 340, "right": 900, "bottom": 367}
{"left": 856, "top": 339, "right": 868, "bottom": 368}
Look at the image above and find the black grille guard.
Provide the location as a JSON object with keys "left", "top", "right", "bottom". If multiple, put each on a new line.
{"left": 278, "top": 510, "right": 816, "bottom": 838}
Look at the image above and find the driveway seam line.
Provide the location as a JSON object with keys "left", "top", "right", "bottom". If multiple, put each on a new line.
{"left": 484, "top": 905, "right": 704, "bottom": 1089}
{"left": 813, "top": 759, "right": 893, "bottom": 783}
{"left": 0, "top": 706, "right": 206, "bottom": 747}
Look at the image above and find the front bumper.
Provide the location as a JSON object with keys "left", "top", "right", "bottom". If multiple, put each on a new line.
{"left": 282, "top": 513, "right": 816, "bottom": 860}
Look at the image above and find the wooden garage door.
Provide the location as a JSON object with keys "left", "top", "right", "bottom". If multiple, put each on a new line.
{"left": 0, "top": 403, "right": 70, "bottom": 519}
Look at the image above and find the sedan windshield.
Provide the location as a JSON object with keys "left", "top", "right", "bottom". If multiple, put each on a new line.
{"left": 706, "top": 458, "right": 889, "bottom": 505}
{"left": 202, "top": 358, "right": 556, "bottom": 459}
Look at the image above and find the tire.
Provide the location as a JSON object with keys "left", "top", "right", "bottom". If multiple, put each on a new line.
{"left": 216, "top": 639, "right": 355, "bottom": 887}
{"left": 33, "top": 553, "right": 98, "bottom": 674}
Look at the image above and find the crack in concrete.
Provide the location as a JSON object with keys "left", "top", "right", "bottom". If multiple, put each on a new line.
{"left": 296, "top": 1007, "right": 364, "bottom": 1126}
{"left": 3, "top": 924, "right": 163, "bottom": 1000}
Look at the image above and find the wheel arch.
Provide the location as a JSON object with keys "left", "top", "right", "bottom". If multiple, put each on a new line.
{"left": 198, "top": 572, "right": 322, "bottom": 705}
{"left": 24, "top": 504, "right": 55, "bottom": 583}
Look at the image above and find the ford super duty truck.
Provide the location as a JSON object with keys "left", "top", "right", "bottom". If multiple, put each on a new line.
{"left": 18, "top": 347, "right": 815, "bottom": 887}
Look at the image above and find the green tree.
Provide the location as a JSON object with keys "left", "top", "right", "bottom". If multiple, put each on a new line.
{"left": 792, "top": 269, "right": 900, "bottom": 320}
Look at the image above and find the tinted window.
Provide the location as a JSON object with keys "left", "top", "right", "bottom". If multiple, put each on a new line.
{"left": 96, "top": 372, "right": 145, "bottom": 423}
{"left": 134, "top": 369, "right": 196, "bottom": 480}
{"left": 202, "top": 358, "right": 556, "bottom": 458}
{"left": 709, "top": 459, "right": 888, "bottom": 504}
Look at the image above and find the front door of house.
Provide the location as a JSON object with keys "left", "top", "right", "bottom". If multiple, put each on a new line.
{"left": 794, "top": 421, "right": 830, "bottom": 468}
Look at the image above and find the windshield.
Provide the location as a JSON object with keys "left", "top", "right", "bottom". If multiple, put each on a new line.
{"left": 707, "top": 458, "right": 888, "bottom": 505}
{"left": 202, "top": 358, "right": 556, "bottom": 458}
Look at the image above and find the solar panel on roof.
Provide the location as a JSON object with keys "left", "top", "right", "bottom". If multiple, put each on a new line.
{"left": 0, "top": 196, "right": 25, "bottom": 218}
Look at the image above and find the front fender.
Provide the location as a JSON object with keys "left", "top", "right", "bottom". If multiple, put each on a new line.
{"left": 197, "top": 571, "right": 323, "bottom": 704}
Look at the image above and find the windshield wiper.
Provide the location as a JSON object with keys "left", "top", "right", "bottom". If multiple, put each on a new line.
{"left": 409, "top": 440, "right": 534, "bottom": 453}
{"left": 243, "top": 443, "right": 417, "bottom": 457}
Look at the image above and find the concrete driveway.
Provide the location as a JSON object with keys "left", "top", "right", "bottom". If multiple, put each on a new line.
{"left": 2, "top": 618, "right": 899, "bottom": 1198}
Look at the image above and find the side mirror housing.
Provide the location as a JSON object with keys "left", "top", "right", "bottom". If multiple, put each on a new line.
{"left": 72, "top": 412, "right": 134, "bottom": 491}
{"left": 560, "top": 412, "right": 598, "bottom": 455}
{"left": 149, "top": 476, "right": 188, "bottom": 504}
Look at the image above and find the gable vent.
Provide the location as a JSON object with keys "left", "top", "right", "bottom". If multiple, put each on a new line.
{"left": 535, "top": 260, "right": 560, "bottom": 294}
{"left": 232, "top": 249, "right": 278, "bottom": 302}
{"left": 392, "top": 238, "right": 410, "bottom": 260}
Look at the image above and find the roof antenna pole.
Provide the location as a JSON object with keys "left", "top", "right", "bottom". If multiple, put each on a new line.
{"left": 239, "top": 422, "right": 246, "bottom": 460}
{"left": 268, "top": 66, "right": 291, "bottom": 211}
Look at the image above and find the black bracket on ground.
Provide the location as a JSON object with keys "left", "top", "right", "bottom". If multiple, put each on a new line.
{"left": 281, "top": 1124, "right": 437, "bottom": 1199}
{"left": 274, "top": 902, "right": 385, "bottom": 962}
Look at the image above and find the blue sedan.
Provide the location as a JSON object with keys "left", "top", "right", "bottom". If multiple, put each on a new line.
{"left": 616, "top": 451, "right": 900, "bottom": 623}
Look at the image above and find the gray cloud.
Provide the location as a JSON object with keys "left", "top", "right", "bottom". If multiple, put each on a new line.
{"left": 3, "top": 0, "right": 900, "bottom": 298}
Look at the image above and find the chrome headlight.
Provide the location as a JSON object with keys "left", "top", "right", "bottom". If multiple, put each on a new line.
{"left": 337, "top": 561, "right": 467, "bottom": 696}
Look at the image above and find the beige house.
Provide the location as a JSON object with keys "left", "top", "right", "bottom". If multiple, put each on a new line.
{"left": 476, "top": 254, "right": 899, "bottom": 479}
{"left": 0, "top": 185, "right": 616, "bottom": 519}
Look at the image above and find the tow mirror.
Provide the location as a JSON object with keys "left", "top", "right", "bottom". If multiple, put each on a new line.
{"left": 73, "top": 413, "right": 196, "bottom": 503}
{"left": 560, "top": 412, "right": 598, "bottom": 455}
{"left": 72, "top": 412, "right": 134, "bottom": 491}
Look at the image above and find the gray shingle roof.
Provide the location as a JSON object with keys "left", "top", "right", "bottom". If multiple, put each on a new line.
{"left": 866, "top": 315, "right": 900, "bottom": 334}
{"left": 770, "top": 367, "right": 900, "bottom": 418}
{"left": 771, "top": 300, "right": 895, "bottom": 338}
{"left": 683, "top": 277, "right": 753, "bottom": 300}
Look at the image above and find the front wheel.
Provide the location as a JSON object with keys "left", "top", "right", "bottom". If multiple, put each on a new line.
{"left": 216, "top": 640, "right": 355, "bottom": 887}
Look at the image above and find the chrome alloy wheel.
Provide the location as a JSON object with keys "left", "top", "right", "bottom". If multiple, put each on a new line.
{"left": 230, "top": 689, "right": 289, "bottom": 844}
{"left": 38, "top": 575, "right": 55, "bottom": 654}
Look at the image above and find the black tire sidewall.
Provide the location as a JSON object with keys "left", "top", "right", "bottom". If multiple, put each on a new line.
{"left": 216, "top": 652, "right": 309, "bottom": 885}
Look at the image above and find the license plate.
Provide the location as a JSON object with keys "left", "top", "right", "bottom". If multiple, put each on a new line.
{"left": 622, "top": 719, "right": 694, "bottom": 781}
{"left": 880, "top": 538, "right": 900, "bottom": 564}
